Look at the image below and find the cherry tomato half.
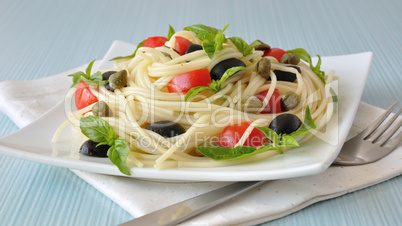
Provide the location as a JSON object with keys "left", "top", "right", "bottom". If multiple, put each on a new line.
{"left": 174, "top": 36, "right": 193, "bottom": 55}
{"left": 167, "top": 69, "right": 211, "bottom": 94}
{"left": 219, "top": 121, "right": 268, "bottom": 148}
{"left": 75, "top": 81, "right": 98, "bottom": 110}
{"left": 143, "top": 36, "right": 168, "bottom": 48}
{"left": 255, "top": 88, "right": 282, "bottom": 114}
{"left": 262, "top": 48, "right": 288, "bottom": 62}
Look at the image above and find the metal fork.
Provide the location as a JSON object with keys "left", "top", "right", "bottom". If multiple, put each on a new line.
{"left": 334, "top": 101, "right": 402, "bottom": 165}
{"left": 121, "top": 102, "right": 402, "bottom": 226}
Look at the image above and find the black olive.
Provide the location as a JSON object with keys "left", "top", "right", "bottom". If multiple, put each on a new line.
{"left": 273, "top": 66, "right": 301, "bottom": 82}
{"left": 185, "top": 44, "right": 203, "bottom": 54}
{"left": 145, "top": 121, "right": 186, "bottom": 138}
{"left": 269, "top": 114, "right": 302, "bottom": 135}
{"left": 210, "top": 58, "right": 246, "bottom": 80}
{"left": 102, "top": 71, "right": 117, "bottom": 91}
{"left": 80, "top": 140, "right": 110, "bottom": 157}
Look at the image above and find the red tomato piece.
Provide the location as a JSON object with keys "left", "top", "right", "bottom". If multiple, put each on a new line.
{"left": 167, "top": 69, "right": 211, "bottom": 94}
{"left": 262, "top": 48, "right": 288, "bottom": 62}
{"left": 219, "top": 121, "right": 268, "bottom": 148}
{"left": 75, "top": 81, "right": 98, "bottom": 110}
{"left": 174, "top": 36, "right": 193, "bottom": 55}
{"left": 143, "top": 36, "right": 168, "bottom": 48}
{"left": 255, "top": 88, "right": 282, "bottom": 114}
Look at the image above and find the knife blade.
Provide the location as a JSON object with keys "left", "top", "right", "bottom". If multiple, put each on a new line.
{"left": 120, "top": 181, "right": 266, "bottom": 226}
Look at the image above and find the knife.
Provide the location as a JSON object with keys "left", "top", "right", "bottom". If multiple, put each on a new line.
{"left": 120, "top": 181, "right": 266, "bottom": 226}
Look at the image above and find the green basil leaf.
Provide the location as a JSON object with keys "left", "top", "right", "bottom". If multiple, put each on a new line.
{"left": 68, "top": 71, "right": 86, "bottom": 87}
{"left": 186, "top": 66, "right": 247, "bottom": 102}
{"left": 184, "top": 86, "right": 212, "bottom": 102}
{"left": 185, "top": 24, "right": 228, "bottom": 59}
{"left": 110, "top": 39, "right": 146, "bottom": 61}
{"left": 184, "top": 24, "right": 219, "bottom": 41}
{"left": 81, "top": 77, "right": 109, "bottom": 87}
{"left": 287, "top": 48, "right": 312, "bottom": 64}
{"left": 287, "top": 48, "right": 326, "bottom": 84}
{"left": 202, "top": 39, "right": 216, "bottom": 59}
{"left": 107, "top": 138, "right": 131, "bottom": 176}
{"left": 255, "top": 127, "right": 280, "bottom": 144}
{"left": 281, "top": 135, "right": 299, "bottom": 147}
{"left": 249, "top": 40, "right": 262, "bottom": 49}
{"left": 207, "top": 80, "right": 220, "bottom": 93}
{"left": 330, "top": 87, "right": 338, "bottom": 103}
{"left": 221, "top": 24, "right": 229, "bottom": 32}
{"left": 80, "top": 116, "right": 116, "bottom": 145}
{"left": 218, "top": 66, "right": 247, "bottom": 85}
{"left": 198, "top": 143, "right": 283, "bottom": 161}
{"left": 90, "top": 71, "right": 102, "bottom": 81}
{"left": 313, "top": 55, "right": 326, "bottom": 83}
{"left": 197, "top": 145, "right": 257, "bottom": 161}
{"left": 85, "top": 60, "right": 96, "bottom": 78}
{"left": 255, "top": 144, "right": 283, "bottom": 154}
{"left": 229, "top": 37, "right": 260, "bottom": 56}
{"left": 214, "top": 30, "right": 226, "bottom": 51}
{"left": 68, "top": 60, "right": 104, "bottom": 87}
{"left": 290, "top": 106, "right": 316, "bottom": 137}
{"left": 167, "top": 24, "right": 175, "bottom": 40}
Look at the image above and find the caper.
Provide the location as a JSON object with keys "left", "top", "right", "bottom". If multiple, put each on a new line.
{"left": 92, "top": 101, "right": 113, "bottom": 117}
{"left": 281, "top": 91, "right": 301, "bottom": 111}
{"left": 280, "top": 53, "right": 300, "bottom": 65}
{"left": 241, "top": 96, "right": 263, "bottom": 113}
{"left": 256, "top": 58, "right": 271, "bottom": 79}
{"left": 109, "top": 70, "right": 127, "bottom": 89}
{"left": 253, "top": 40, "right": 271, "bottom": 51}
{"left": 102, "top": 71, "right": 117, "bottom": 91}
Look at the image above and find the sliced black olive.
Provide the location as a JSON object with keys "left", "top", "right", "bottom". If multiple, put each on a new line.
{"left": 210, "top": 58, "right": 246, "bottom": 80}
{"left": 273, "top": 66, "right": 301, "bottom": 82}
{"left": 269, "top": 114, "right": 302, "bottom": 135}
{"left": 80, "top": 140, "right": 109, "bottom": 157}
{"left": 145, "top": 121, "right": 186, "bottom": 138}
{"left": 102, "top": 71, "right": 117, "bottom": 91}
{"left": 185, "top": 44, "right": 203, "bottom": 54}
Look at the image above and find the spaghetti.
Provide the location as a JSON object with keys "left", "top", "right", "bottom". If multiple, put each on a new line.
{"left": 55, "top": 24, "right": 336, "bottom": 174}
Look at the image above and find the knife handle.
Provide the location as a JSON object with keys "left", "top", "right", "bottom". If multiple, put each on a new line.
{"left": 120, "top": 181, "right": 266, "bottom": 226}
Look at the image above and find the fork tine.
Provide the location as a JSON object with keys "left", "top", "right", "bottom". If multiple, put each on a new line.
{"left": 380, "top": 119, "right": 402, "bottom": 146}
{"left": 370, "top": 107, "right": 402, "bottom": 143}
{"left": 383, "top": 132, "right": 402, "bottom": 154}
{"left": 364, "top": 101, "right": 399, "bottom": 140}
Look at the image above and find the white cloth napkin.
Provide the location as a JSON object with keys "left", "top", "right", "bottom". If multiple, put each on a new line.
{"left": 0, "top": 42, "right": 401, "bottom": 225}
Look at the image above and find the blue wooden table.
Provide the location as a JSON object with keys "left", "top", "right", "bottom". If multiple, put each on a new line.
{"left": 0, "top": 0, "right": 400, "bottom": 225}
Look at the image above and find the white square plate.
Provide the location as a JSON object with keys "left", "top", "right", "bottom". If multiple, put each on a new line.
{"left": 0, "top": 41, "right": 373, "bottom": 181}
